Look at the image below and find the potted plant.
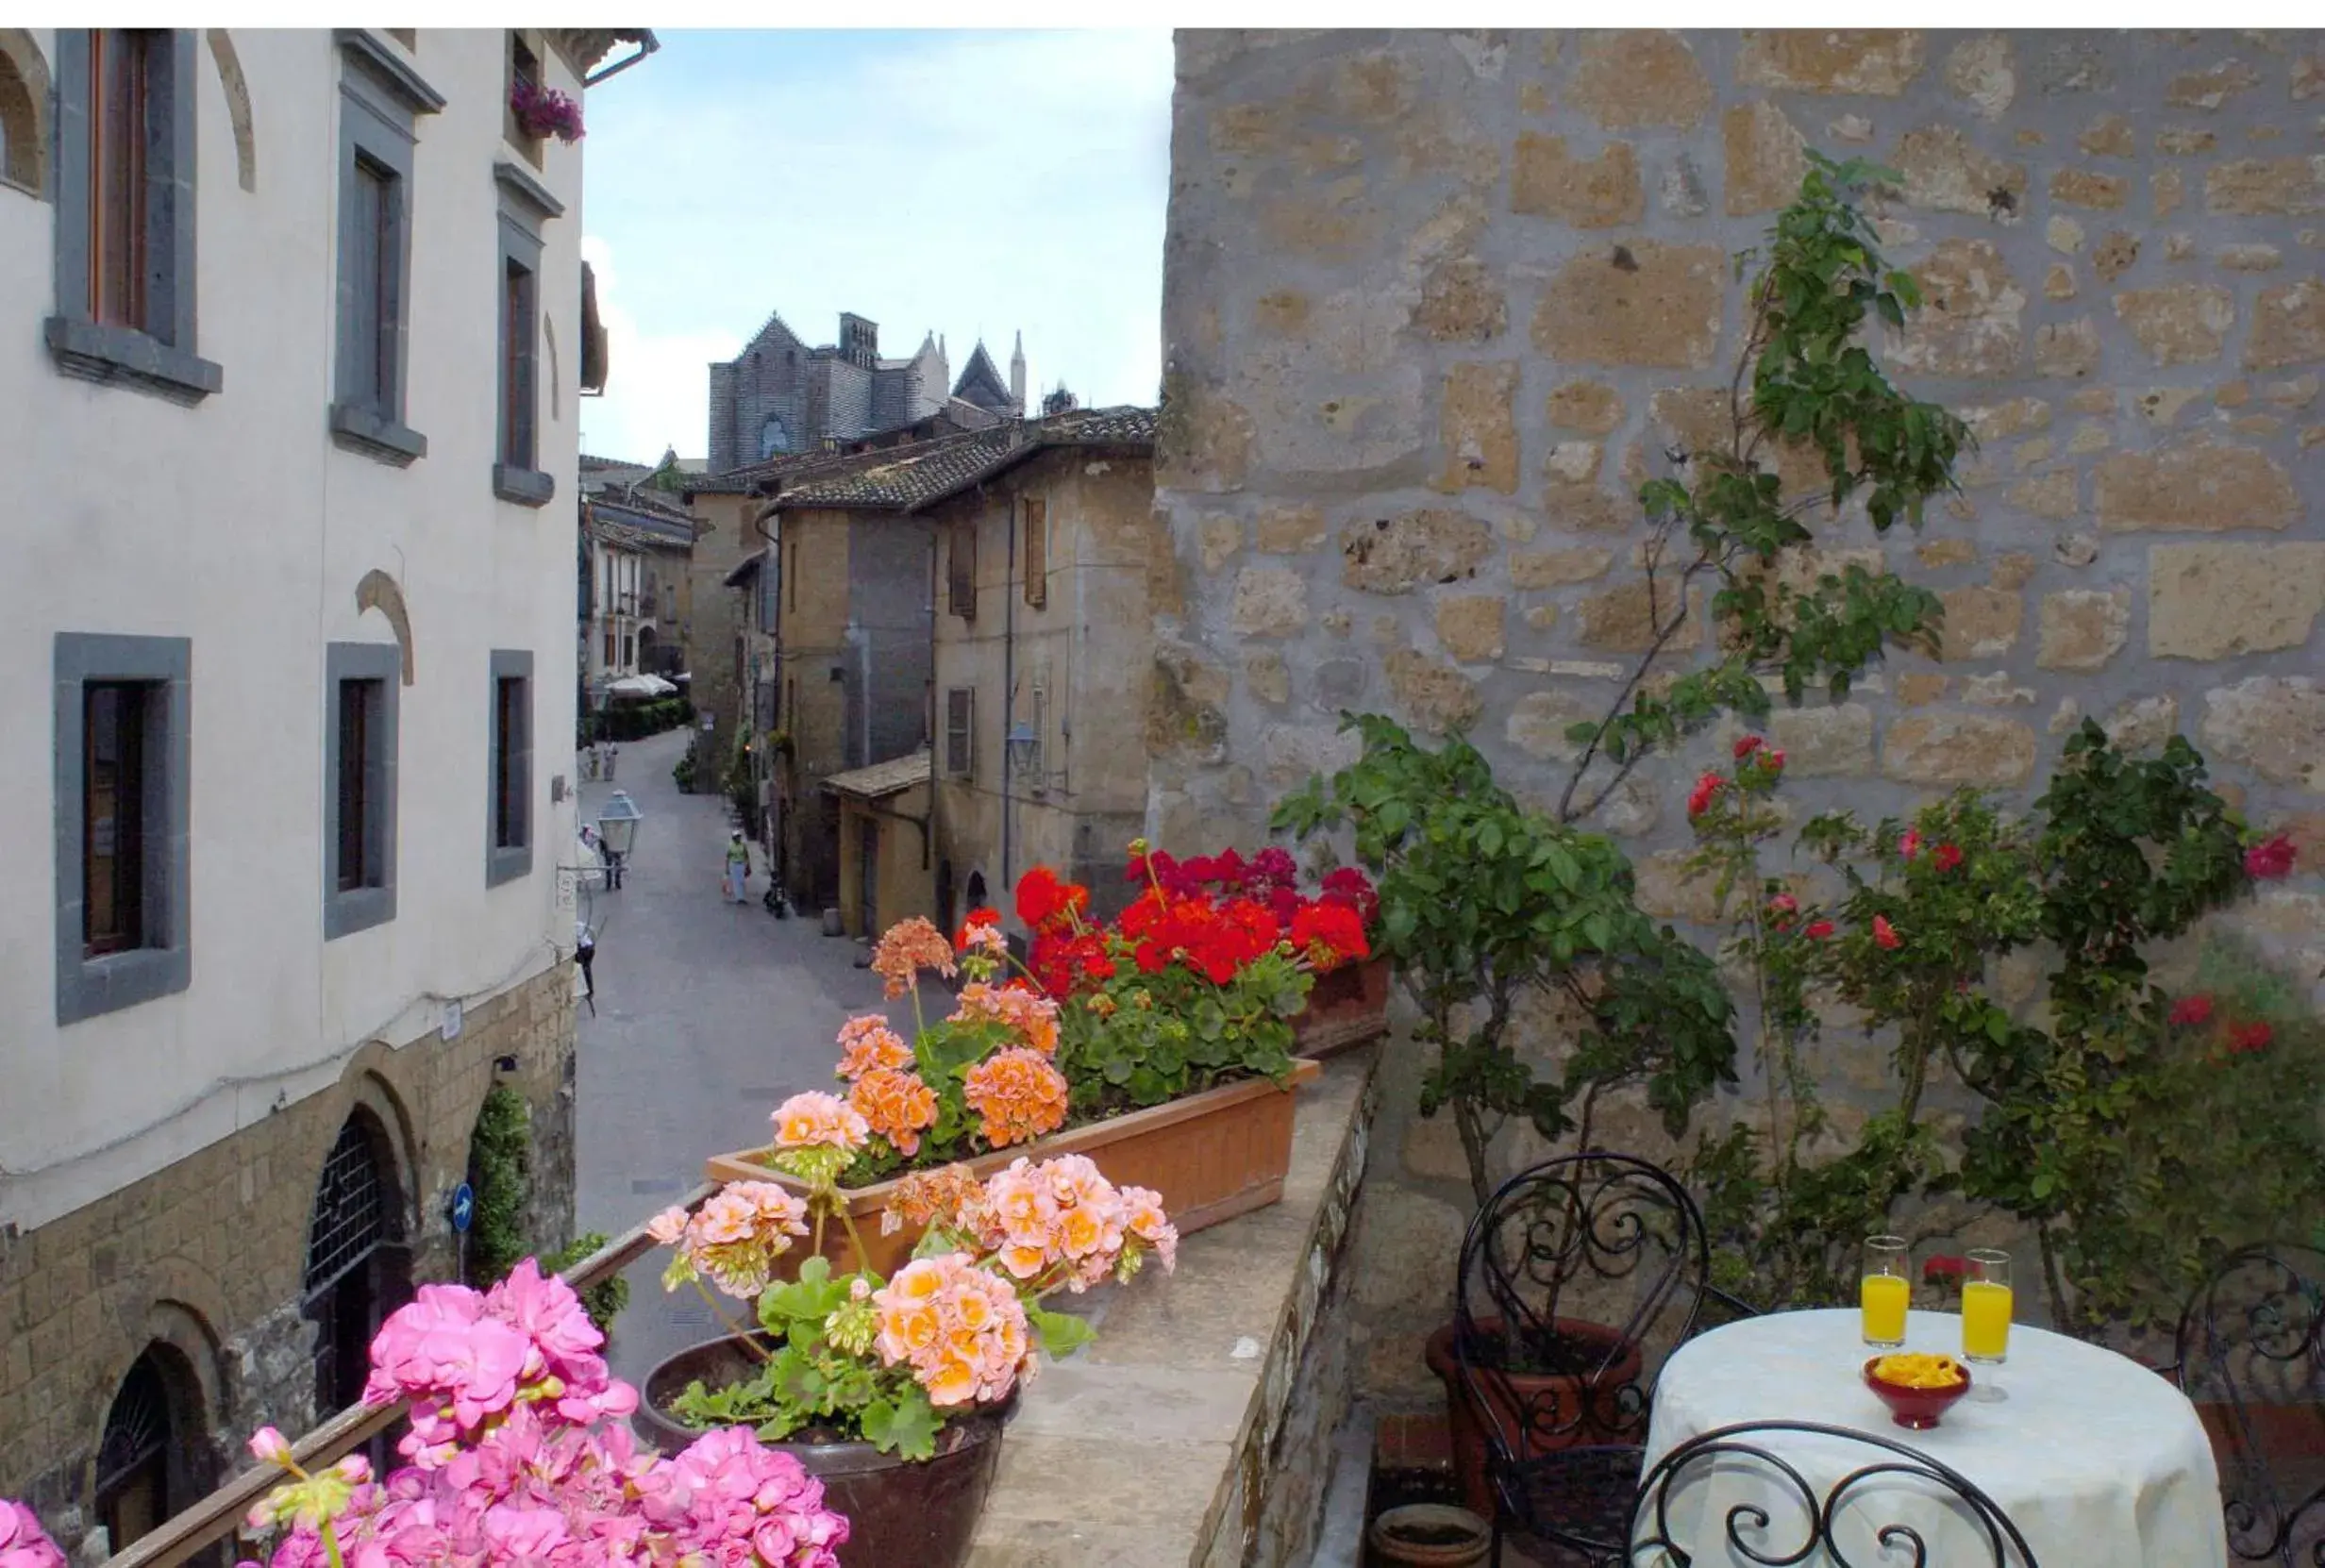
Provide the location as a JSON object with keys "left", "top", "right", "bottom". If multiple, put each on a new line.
{"left": 236, "top": 1259, "right": 852, "bottom": 1568}
{"left": 509, "top": 77, "right": 585, "bottom": 143}
{"left": 706, "top": 856, "right": 1363, "bottom": 1270}
{"left": 637, "top": 1122, "right": 1177, "bottom": 1568}
{"left": 1126, "top": 845, "right": 1390, "bottom": 1058}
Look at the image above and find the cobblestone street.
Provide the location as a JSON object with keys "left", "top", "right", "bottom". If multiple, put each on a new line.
{"left": 571, "top": 725, "right": 888, "bottom": 1387}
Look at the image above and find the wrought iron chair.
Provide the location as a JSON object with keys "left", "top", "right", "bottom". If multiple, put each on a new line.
{"left": 2168, "top": 1243, "right": 2325, "bottom": 1564}
{"left": 1449, "top": 1151, "right": 1748, "bottom": 1565}
{"left": 1613, "top": 1419, "right": 2042, "bottom": 1567}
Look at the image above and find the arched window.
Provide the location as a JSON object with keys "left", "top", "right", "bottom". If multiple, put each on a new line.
{"left": 93, "top": 1343, "right": 212, "bottom": 1556}
{"left": 759, "top": 414, "right": 791, "bottom": 459}
{"left": 0, "top": 30, "right": 51, "bottom": 194}
{"left": 303, "top": 1111, "right": 411, "bottom": 1423}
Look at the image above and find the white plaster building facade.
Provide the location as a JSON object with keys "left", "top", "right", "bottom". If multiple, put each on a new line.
{"left": 0, "top": 26, "right": 649, "bottom": 1539}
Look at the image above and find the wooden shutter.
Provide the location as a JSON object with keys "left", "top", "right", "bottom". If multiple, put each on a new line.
{"left": 1023, "top": 497, "right": 1046, "bottom": 609}
{"left": 948, "top": 523, "right": 977, "bottom": 620}
{"left": 945, "top": 688, "right": 974, "bottom": 778}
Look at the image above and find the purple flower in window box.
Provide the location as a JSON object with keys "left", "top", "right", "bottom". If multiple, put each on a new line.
{"left": 510, "top": 78, "right": 585, "bottom": 144}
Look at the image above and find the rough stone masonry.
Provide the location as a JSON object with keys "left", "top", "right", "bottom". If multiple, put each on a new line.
{"left": 1148, "top": 29, "right": 2325, "bottom": 1402}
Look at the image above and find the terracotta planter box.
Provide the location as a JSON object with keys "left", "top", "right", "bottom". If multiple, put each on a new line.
{"left": 704, "top": 1058, "right": 1323, "bottom": 1277}
{"left": 1294, "top": 955, "right": 1391, "bottom": 1059}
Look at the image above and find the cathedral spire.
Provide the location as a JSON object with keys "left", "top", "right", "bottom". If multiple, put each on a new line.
{"left": 1009, "top": 330, "right": 1027, "bottom": 417}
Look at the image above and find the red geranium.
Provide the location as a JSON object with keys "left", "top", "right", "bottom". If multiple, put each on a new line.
{"left": 1804, "top": 919, "right": 1835, "bottom": 941}
{"left": 1923, "top": 1254, "right": 1968, "bottom": 1285}
{"left": 1734, "top": 735, "right": 1764, "bottom": 760}
{"left": 1321, "top": 865, "right": 1381, "bottom": 931}
{"left": 1290, "top": 901, "right": 1369, "bottom": 970}
{"left": 1015, "top": 866, "right": 1087, "bottom": 930}
{"left": 2168, "top": 994, "right": 2215, "bottom": 1027}
{"left": 1931, "top": 842, "right": 1963, "bottom": 873}
{"left": 2246, "top": 834, "right": 2297, "bottom": 881}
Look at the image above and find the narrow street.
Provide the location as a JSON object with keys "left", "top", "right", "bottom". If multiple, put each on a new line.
{"left": 571, "top": 724, "right": 889, "bottom": 1387}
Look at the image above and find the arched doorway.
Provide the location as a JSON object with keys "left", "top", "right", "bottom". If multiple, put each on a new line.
{"left": 93, "top": 1343, "right": 212, "bottom": 1557}
{"left": 302, "top": 1111, "right": 412, "bottom": 1426}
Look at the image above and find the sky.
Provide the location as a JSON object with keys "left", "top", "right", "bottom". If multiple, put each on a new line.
{"left": 577, "top": 29, "right": 1174, "bottom": 466}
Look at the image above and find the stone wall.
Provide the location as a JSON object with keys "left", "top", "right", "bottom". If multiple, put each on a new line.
{"left": 0, "top": 964, "right": 577, "bottom": 1546}
{"left": 1152, "top": 28, "right": 2325, "bottom": 1401}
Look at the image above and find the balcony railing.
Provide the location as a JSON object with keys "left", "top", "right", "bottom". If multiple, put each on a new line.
{"left": 103, "top": 1184, "right": 715, "bottom": 1568}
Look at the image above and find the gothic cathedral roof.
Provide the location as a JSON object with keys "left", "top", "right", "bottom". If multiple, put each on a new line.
{"left": 950, "top": 341, "right": 1014, "bottom": 411}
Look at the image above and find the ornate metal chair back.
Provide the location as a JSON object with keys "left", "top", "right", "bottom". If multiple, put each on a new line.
{"left": 1452, "top": 1151, "right": 1714, "bottom": 1473}
{"left": 1622, "top": 1419, "right": 2041, "bottom": 1567}
{"left": 2170, "top": 1242, "right": 2325, "bottom": 1564}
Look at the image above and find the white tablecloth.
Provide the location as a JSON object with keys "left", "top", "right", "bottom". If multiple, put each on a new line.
{"left": 1640, "top": 1309, "right": 2226, "bottom": 1567}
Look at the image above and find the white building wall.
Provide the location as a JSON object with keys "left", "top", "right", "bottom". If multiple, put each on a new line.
{"left": 0, "top": 28, "right": 586, "bottom": 1230}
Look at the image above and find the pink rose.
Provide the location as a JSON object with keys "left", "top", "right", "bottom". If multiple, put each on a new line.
{"left": 2246, "top": 834, "right": 2297, "bottom": 880}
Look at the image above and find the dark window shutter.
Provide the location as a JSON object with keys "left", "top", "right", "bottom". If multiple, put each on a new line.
{"left": 949, "top": 523, "right": 977, "bottom": 620}
{"left": 1023, "top": 497, "right": 1046, "bottom": 609}
{"left": 945, "top": 688, "right": 973, "bottom": 778}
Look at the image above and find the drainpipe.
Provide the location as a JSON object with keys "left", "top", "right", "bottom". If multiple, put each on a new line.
{"left": 1001, "top": 489, "right": 1017, "bottom": 893}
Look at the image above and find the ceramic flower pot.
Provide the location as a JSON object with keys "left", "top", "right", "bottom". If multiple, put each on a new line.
{"left": 705, "top": 1058, "right": 1323, "bottom": 1277}
{"left": 1368, "top": 1503, "right": 1493, "bottom": 1568}
{"left": 1292, "top": 954, "right": 1391, "bottom": 1059}
{"left": 1424, "top": 1317, "right": 1645, "bottom": 1523}
{"left": 636, "top": 1334, "right": 1012, "bottom": 1568}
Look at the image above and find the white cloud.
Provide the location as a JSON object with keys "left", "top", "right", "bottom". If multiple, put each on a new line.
{"left": 577, "top": 29, "right": 1171, "bottom": 465}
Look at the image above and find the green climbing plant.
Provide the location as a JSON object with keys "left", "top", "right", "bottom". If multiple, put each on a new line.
{"left": 464, "top": 1085, "right": 533, "bottom": 1284}
{"left": 544, "top": 1231, "right": 629, "bottom": 1339}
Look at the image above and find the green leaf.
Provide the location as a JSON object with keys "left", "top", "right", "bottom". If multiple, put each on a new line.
{"left": 859, "top": 1386, "right": 944, "bottom": 1461}
{"left": 1029, "top": 1307, "right": 1096, "bottom": 1359}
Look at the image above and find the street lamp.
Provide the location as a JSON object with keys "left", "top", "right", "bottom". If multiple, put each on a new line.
{"left": 597, "top": 791, "right": 644, "bottom": 890}
{"left": 1005, "top": 722, "right": 1038, "bottom": 782}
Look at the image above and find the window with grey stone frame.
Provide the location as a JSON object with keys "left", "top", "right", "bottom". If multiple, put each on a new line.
{"left": 45, "top": 30, "right": 222, "bottom": 403}
{"left": 328, "top": 31, "right": 442, "bottom": 466}
{"left": 54, "top": 632, "right": 192, "bottom": 1026}
{"left": 325, "top": 642, "right": 400, "bottom": 940}
{"left": 486, "top": 649, "right": 533, "bottom": 886}
{"left": 492, "top": 158, "right": 562, "bottom": 508}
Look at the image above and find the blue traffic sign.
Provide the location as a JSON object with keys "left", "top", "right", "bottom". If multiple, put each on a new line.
{"left": 450, "top": 1181, "right": 476, "bottom": 1234}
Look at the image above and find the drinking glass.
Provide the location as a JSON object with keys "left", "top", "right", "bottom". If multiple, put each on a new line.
{"left": 1961, "top": 1248, "right": 2012, "bottom": 1402}
{"left": 1861, "top": 1235, "right": 1910, "bottom": 1349}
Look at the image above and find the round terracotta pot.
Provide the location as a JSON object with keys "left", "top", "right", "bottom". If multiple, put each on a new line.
{"left": 1424, "top": 1317, "right": 1645, "bottom": 1522}
{"left": 637, "top": 1334, "right": 1012, "bottom": 1568}
{"left": 1368, "top": 1503, "right": 1493, "bottom": 1568}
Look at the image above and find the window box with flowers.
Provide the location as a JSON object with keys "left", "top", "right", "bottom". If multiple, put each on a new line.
{"left": 508, "top": 77, "right": 584, "bottom": 144}
{"left": 703, "top": 845, "right": 1376, "bottom": 1276}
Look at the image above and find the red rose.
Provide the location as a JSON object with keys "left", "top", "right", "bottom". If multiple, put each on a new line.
{"left": 1932, "top": 843, "right": 1963, "bottom": 874}
{"left": 1923, "top": 1254, "right": 1968, "bottom": 1284}
{"left": 2168, "top": 994, "right": 2215, "bottom": 1027}
{"left": 1768, "top": 892, "right": 1798, "bottom": 917}
{"left": 1687, "top": 772, "right": 1725, "bottom": 818}
{"left": 1762, "top": 748, "right": 1786, "bottom": 773}
{"left": 2229, "top": 1021, "right": 2274, "bottom": 1054}
{"left": 1733, "top": 735, "right": 1764, "bottom": 760}
{"left": 1804, "top": 920, "right": 1835, "bottom": 941}
{"left": 2246, "top": 835, "right": 2297, "bottom": 881}
{"left": 1872, "top": 915, "right": 1902, "bottom": 950}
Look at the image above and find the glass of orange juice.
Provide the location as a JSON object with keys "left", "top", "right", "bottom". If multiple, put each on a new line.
{"left": 1961, "top": 1248, "right": 2012, "bottom": 1402}
{"left": 1861, "top": 1235, "right": 1910, "bottom": 1348}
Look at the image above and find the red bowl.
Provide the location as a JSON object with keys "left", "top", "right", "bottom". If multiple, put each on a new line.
{"left": 1863, "top": 1358, "right": 1971, "bottom": 1429}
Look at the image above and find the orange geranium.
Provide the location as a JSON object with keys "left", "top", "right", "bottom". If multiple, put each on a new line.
{"left": 870, "top": 916, "right": 958, "bottom": 998}
{"left": 849, "top": 1067, "right": 940, "bottom": 1158}
{"left": 835, "top": 1014, "right": 913, "bottom": 1079}
{"left": 949, "top": 981, "right": 1061, "bottom": 1056}
{"left": 962, "top": 1048, "right": 1070, "bottom": 1148}
{"left": 870, "top": 1254, "right": 1030, "bottom": 1409}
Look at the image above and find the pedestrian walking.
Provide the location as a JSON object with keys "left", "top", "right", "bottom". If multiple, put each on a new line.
{"left": 723, "top": 831, "right": 751, "bottom": 903}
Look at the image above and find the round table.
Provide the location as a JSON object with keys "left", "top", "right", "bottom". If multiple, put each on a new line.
{"left": 1639, "top": 1309, "right": 2226, "bottom": 1567}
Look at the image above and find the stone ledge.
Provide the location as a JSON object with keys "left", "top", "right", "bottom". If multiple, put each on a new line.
{"left": 968, "top": 1049, "right": 1378, "bottom": 1568}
